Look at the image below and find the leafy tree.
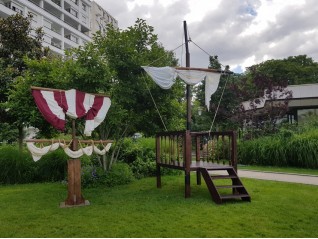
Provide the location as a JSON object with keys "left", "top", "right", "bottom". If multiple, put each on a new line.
{"left": 230, "top": 66, "right": 292, "bottom": 139}
{"left": 97, "top": 18, "right": 185, "bottom": 137}
{"left": 249, "top": 55, "right": 318, "bottom": 85}
{"left": 0, "top": 13, "right": 48, "bottom": 148}
{"left": 193, "top": 55, "right": 237, "bottom": 131}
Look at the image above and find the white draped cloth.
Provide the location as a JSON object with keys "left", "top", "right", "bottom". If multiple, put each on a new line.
{"left": 142, "top": 66, "right": 221, "bottom": 110}
{"left": 27, "top": 142, "right": 112, "bottom": 161}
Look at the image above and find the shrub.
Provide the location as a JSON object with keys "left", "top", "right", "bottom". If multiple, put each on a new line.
{"left": 0, "top": 145, "right": 35, "bottom": 184}
{"left": 119, "top": 137, "right": 157, "bottom": 177}
{"left": 34, "top": 149, "right": 68, "bottom": 182}
{"left": 102, "top": 162, "right": 135, "bottom": 187}
{"left": 131, "top": 157, "right": 156, "bottom": 179}
{"left": 82, "top": 162, "right": 135, "bottom": 188}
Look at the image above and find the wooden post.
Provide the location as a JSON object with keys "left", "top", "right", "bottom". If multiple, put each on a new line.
{"left": 184, "top": 21, "right": 191, "bottom": 131}
{"left": 184, "top": 130, "right": 191, "bottom": 198}
{"left": 156, "top": 134, "right": 162, "bottom": 188}
{"left": 61, "top": 120, "right": 88, "bottom": 207}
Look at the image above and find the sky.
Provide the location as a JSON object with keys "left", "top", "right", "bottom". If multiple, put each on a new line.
{"left": 93, "top": 0, "right": 318, "bottom": 73}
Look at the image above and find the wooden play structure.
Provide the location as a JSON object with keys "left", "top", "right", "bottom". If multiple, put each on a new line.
{"left": 144, "top": 21, "right": 251, "bottom": 204}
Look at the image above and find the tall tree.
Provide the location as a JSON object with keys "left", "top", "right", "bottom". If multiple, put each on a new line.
{"left": 0, "top": 13, "right": 48, "bottom": 148}
{"left": 97, "top": 18, "right": 185, "bottom": 136}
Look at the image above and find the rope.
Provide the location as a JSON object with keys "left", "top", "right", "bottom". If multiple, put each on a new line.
{"left": 209, "top": 73, "right": 230, "bottom": 134}
{"left": 141, "top": 42, "right": 187, "bottom": 131}
{"left": 142, "top": 73, "right": 168, "bottom": 131}
{"left": 147, "top": 42, "right": 185, "bottom": 66}
{"left": 190, "top": 39, "right": 229, "bottom": 70}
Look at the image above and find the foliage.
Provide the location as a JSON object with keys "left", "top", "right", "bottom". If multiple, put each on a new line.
{"left": 248, "top": 55, "right": 318, "bottom": 85}
{"left": 7, "top": 57, "right": 70, "bottom": 138}
{"left": 81, "top": 162, "right": 135, "bottom": 188}
{"left": 98, "top": 19, "right": 185, "bottom": 136}
{"left": 118, "top": 137, "right": 156, "bottom": 178}
{"left": 0, "top": 13, "right": 48, "bottom": 148}
{"left": 34, "top": 149, "right": 68, "bottom": 182}
{"left": 0, "top": 145, "right": 35, "bottom": 184}
{"left": 0, "top": 123, "right": 18, "bottom": 143}
{"left": 238, "top": 123, "right": 318, "bottom": 168}
{"left": 193, "top": 54, "right": 318, "bottom": 135}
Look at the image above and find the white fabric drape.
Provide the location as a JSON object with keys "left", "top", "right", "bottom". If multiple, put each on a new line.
{"left": 27, "top": 142, "right": 112, "bottom": 161}
{"left": 142, "top": 66, "right": 221, "bottom": 110}
{"left": 142, "top": 66, "right": 176, "bottom": 89}
{"left": 27, "top": 142, "right": 60, "bottom": 162}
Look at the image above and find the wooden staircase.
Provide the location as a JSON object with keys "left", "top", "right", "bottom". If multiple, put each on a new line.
{"left": 199, "top": 166, "right": 251, "bottom": 204}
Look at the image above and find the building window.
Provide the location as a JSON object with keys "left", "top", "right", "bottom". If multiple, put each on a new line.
{"left": 51, "top": 0, "right": 61, "bottom": 6}
{"left": 70, "top": 0, "right": 78, "bottom": 5}
{"left": 8, "top": 3, "right": 23, "bottom": 15}
{"left": 82, "top": 3, "right": 87, "bottom": 11}
{"left": 67, "top": 8, "right": 78, "bottom": 18}
{"left": 44, "top": 19, "right": 52, "bottom": 29}
{"left": 82, "top": 15, "right": 87, "bottom": 24}
{"left": 65, "top": 34, "right": 78, "bottom": 43}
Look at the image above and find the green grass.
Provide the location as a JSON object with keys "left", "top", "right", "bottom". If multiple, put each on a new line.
{"left": 0, "top": 175, "right": 318, "bottom": 237}
{"left": 239, "top": 164, "right": 318, "bottom": 176}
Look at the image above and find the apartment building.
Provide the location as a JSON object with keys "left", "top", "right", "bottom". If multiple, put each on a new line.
{"left": 0, "top": 0, "right": 118, "bottom": 55}
{"left": 90, "top": 1, "right": 118, "bottom": 37}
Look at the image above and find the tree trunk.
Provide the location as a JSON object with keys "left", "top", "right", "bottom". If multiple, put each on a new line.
{"left": 18, "top": 125, "right": 24, "bottom": 153}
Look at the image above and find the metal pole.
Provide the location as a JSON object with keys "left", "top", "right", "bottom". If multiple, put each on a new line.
{"left": 184, "top": 21, "right": 191, "bottom": 131}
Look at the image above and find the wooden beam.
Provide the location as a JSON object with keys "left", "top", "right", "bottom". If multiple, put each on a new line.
{"left": 175, "top": 67, "right": 221, "bottom": 73}
{"left": 30, "top": 86, "right": 110, "bottom": 98}
{"left": 25, "top": 139, "right": 113, "bottom": 144}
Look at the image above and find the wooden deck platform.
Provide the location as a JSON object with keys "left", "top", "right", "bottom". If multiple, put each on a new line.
{"left": 156, "top": 130, "right": 251, "bottom": 204}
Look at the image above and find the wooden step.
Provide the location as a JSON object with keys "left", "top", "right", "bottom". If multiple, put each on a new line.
{"left": 216, "top": 185, "right": 244, "bottom": 189}
{"left": 220, "top": 194, "right": 250, "bottom": 200}
{"left": 204, "top": 166, "right": 233, "bottom": 170}
{"left": 210, "top": 175, "right": 237, "bottom": 180}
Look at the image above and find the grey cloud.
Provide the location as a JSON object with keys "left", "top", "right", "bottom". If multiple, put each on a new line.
{"left": 94, "top": 0, "right": 318, "bottom": 72}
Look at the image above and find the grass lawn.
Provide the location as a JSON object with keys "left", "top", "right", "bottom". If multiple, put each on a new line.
{"left": 0, "top": 175, "right": 318, "bottom": 238}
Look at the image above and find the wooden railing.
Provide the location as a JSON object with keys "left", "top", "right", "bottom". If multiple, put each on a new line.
{"left": 156, "top": 130, "right": 237, "bottom": 197}
{"left": 156, "top": 130, "right": 237, "bottom": 171}
{"left": 191, "top": 131, "right": 237, "bottom": 171}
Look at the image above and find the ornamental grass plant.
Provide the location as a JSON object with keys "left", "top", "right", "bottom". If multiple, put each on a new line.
{"left": 238, "top": 125, "right": 318, "bottom": 168}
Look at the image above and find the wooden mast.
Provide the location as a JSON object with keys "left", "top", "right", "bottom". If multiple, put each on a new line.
{"left": 184, "top": 21, "right": 191, "bottom": 131}
{"left": 183, "top": 20, "right": 192, "bottom": 198}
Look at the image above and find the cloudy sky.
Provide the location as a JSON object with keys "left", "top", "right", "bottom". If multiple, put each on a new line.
{"left": 93, "top": 0, "right": 318, "bottom": 73}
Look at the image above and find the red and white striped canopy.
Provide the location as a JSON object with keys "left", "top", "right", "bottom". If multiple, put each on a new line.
{"left": 32, "top": 88, "right": 111, "bottom": 136}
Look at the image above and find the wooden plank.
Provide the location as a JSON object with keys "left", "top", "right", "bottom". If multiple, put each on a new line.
{"left": 25, "top": 139, "right": 113, "bottom": 143}
{"left": 175, "top": 67, "right": 220, "bottom": 73}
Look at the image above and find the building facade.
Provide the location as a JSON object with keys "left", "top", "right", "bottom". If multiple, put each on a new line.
{"left": 0, "top": 0, "right": 117, "bottom": 55}
{"left": 90, "top": 1, "right": 118, "bottom": 37}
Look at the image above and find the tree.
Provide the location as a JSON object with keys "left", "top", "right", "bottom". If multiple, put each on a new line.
{"left": 0, "top": 13, "right": 48, "bottom": 149}
{"left": 97, "top": 18, "right": 185, "bottom": 136}
{"left": 193, "top": 55, "right": 237, "bottom": 131}
{"left": 8, "top": 18, "right": 185, "bottom": 171}
{"left": 248, "top": 55, "right": 318, "bottom": 85}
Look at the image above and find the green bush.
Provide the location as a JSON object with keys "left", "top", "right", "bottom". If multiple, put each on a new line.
{"left": 119, "top": 137, "right": 157, "bottom": 178}
{"left": 131, "top": 157, "right": 156, "bottom": 179}
{"left": 102, "top": 162, "right": 135, "bottom": 187}
{"left": 0, "top": 145, "right": 35, "bottom": 184}
{"left": 81, "top": 162, "right": 135, "bottom": 188}
{"left": 34, "top": 149, "right": 68, "bottom": 182}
